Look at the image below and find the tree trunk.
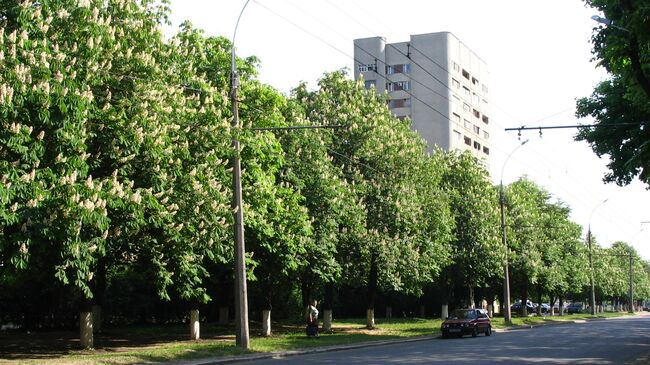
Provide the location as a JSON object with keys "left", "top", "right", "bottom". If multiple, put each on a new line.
{"left": 366, "top": 254, "right": 378, "bottom": 329}
{"left": 468, "top": 286, "right": 475, "bottom": 309}
{"left": 190, "top": 308, "right": 200, "bottom": 340}
{"left": 536, "top": 283, "right": 543, "bottom": 316}
{"left": 262, "top": 278, "right": 272, "bottom": 336}
{"left": 80, "top": 310, "right": 93, "bottom": 349}
{"left": 520, "top": 284, "right": 528, "bottom": 317}
{"left": 262, "top": 309, "right": 271, "bottom": 337}
{"left": 322, "top": 282, "right": 334, "bottom": 332}
{"left": 218, "top": 307, "right": 229, "bottom": 324}
{"left": 549, "top": 295, "right": 556, "bottom": 316}
{"left": 559, "top": 296, "right": 564, "bottom": 316}
{"left": 91, "top": 258, "right": 106, "bottom": 335}
{"left": 441, "top": 304, "right": 449, "bottom": 319}
{"left": 301, "top": 277, "right": 312, "bottom": 321}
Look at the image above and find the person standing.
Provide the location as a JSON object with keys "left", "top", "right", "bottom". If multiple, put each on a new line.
{"left": 307, "top": 300, "right": 319, "bottom": 337}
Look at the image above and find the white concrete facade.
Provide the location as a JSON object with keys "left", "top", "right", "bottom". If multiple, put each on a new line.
{"left": 353, "top": 32, "right": 491, "bottom": 162}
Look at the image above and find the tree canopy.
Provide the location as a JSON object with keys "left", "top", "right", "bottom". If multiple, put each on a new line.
{"left": 575, "top": 0, "right": 650, "bottom": 186}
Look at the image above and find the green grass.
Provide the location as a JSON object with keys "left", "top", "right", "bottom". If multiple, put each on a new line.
{"left": 0, "top": 313, "right": 633, "bottom": 364}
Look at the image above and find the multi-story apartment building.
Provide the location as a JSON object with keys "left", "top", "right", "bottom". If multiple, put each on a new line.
{"left": 353, "top": 32, "right": 491, "bottom": 161}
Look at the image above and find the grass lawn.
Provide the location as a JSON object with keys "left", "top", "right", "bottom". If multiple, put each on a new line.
{"left": 0, "top": 313, "right": 633, "bottom": 364}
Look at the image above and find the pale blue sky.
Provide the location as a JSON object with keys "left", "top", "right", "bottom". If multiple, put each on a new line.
{"left": 167, "top": 0, "right": 650, "bottom": 259}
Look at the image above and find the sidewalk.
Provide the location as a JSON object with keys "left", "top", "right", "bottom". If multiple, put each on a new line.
{"left": 173, "top": 312, "right": 649, "bottom": 365}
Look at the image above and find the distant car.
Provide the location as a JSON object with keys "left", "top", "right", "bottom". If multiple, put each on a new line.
{"left": 538, "top": 303, "right": 551, "bottom": 313}
{"left": 441, "top": 308, "right": 492, "bottom": 338}
{"left": 511, "top": 300, "right": 536, "bottom": 314}
{"left": 567, "top": 303, "right": 584, "bottom": 314}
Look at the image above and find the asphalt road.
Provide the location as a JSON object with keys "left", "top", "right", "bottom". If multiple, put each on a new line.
{"left": 237, "top": 316, "right": 650, "bottom": 365}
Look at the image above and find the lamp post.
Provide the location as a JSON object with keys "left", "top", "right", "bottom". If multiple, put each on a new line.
{"left": 499, "top": 139, "right": 528, "bottom": 324}
{"left": 590, "top": 15, "right": 630, "bottom": 32}
{"left": 231, "top": 0, "right": 251, "bottom": 349}
{"left": 587, "top": 199, "right": 608, "bottom": 316}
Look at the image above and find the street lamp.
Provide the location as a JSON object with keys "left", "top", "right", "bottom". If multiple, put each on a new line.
{"left": 591, "top": 15, "right": 630, "bottom": 32}
{"left": 499, "top": 139, "right": 528, "bottom": 324}
{"left": 231, "top": 0, "right": 252, "bottom": 349}
{"left": 587, "top": 198, "right": 608, "bottom": 315}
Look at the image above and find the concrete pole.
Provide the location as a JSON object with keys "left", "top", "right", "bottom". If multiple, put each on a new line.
{"left": 231, "top": 0, "right": 251, "bottom": 349}
{"left": 629, "top": 253, "right": 634, "bottom": 313}
{"left": 499, "top": 139, "right": 527, "bottom": 324}
{"left": 588, "top": 227, "right": 596, "bottom": 315}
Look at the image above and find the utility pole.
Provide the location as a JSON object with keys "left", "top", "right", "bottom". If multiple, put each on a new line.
{"left": 587, "top": 199, "right": 607, "bottom": 315}
{"left": 629, "top": 253, "right": 634, "bottom": 313}
{"left": 588, "top": 227, "right": 596, "bottom": 315}
{"left": 231, "top": 0, "right": 251, "bottom": 349}
{"left": 499, "top": 139, "right": 528, "bottom": 324}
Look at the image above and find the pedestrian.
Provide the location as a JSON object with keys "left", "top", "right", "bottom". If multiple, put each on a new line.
{"left": 307, "top": 299, "right": 319, "bottom": 337}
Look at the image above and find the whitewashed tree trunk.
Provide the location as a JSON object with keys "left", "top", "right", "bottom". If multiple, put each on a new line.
{"left": 366, "top": 309, "right": 375, "bottom": 328}
{"left": 80, "top": 311, "right": 93, "bottom": 349}
{"left": 385, "top": 306, "right": 392, "bottom": 320}
{"left": 262, "top": 309, "right": 271, "bottom": 337}
{"left": 487, "top": 304, "right": 494, "bottom": 317}
{"left": 92, "top": 305, "right": 102, "bottom": 334}
{"left": 218, "top": 306, "right": 229, "bottom": 324}
{"left": 441, "top": 304, "right": 449, "bottom": 319}
{"left": 323, "top": 309, "right": 333, "bottom": 332}
{"left": 190, "top": 309, "right": 200, "bottom": 340}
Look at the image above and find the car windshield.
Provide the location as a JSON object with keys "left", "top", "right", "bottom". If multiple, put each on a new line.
{"left": 448, "top": 310, "right": 476, "bottom": 320}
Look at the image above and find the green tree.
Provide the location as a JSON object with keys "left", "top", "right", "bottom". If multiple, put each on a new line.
{"left": 440, "top": 151, "right": 500, "bottom": 308}
{"left": 298, "top": 71, "right": 452, "bottom": 328}
{"left": 575, "top": 0, "right": 650, "bottom": 186}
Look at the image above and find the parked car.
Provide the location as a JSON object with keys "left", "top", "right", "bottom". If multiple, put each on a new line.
{"left": 511, "top": 300, "right": 536, "bottom": 314}
{"left": 441, "top": 308, "right": 492, "bottom": 338}
{"left": 538, "top": 303, "right": 551, "bottom": 313}
{"left": 566, "top": 303, "right": 584, "bottom": 314}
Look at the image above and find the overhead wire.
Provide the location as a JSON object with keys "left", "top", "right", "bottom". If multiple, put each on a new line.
{"left": 262, "top": 0, "right": 643, "bottom": 243}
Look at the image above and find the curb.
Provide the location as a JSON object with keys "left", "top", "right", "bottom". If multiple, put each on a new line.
{"left": 174, "top": 335, "right": 435, "bottom": 365}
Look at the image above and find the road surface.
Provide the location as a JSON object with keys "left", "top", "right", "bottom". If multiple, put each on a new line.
{"left": 238, "top": 316, "right": 650, "bottom": 364}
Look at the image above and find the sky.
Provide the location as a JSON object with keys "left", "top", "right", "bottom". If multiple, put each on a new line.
{"left": 166, "top": 0, "right": 650, "bottom": 259}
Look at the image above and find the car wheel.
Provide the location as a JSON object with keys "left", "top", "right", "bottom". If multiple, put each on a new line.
{"left": 471, "top": 328, "right": 477, "bottom": 337}
{"left": 485, "top": 326, "right": 492, "bottom": 336}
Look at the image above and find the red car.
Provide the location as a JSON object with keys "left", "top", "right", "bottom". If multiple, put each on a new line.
{"left": 441, "top": 308, "right": 492, "bottom": 338}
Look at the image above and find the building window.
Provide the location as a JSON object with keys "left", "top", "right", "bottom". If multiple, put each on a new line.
{"left": 452, "top": 78, "right": 460, "bottom": 89}
{"left": 473, "top": 93, "right": 481, "bottom": 105}
{"left": 472, "top": 77, "right": 479, "bottom": 86}
{"left": 453, "top": 62, "right": 460, "bottom": 72}
{"left": 483, "top": 146, "right": 490, "bottom": 155}
{"left": 386, "top": 64, "right": 411, "bottom": 75}
{"left": 482, "top": 115, "right": 489, "bottom": 124}
{"left": 386, "top": 81, "right": 411, "bottom": 91}
{"left": 464, "top": 136, "right": 471, "bottom": 146}
{"left": 483, "top": 130, "right": 490, "bottom": 139}
{"left": 463, "top": 86, "right": 471, "bottom": 98}
{"left": 463, "top": 103, "right": 470, "bottom": 112}
{"left": 462, "top": 69, "right": 470, "bottom": 80}
{"left": 473, "top": 141, "right": 481, "bottom": 150}
{"left": 388, "top": 98, "right": 411, "bottom": 108}
{"left": 464, "top": 119, "right": 471, "bottom": 129}
{"left": 364, "top": 80, "right": 376, "bottom": 89}
{"left": 452, "top": 113, "right": 461, "bottom": 123}
{"left": 358, "top": 63, "right": 377, "bottom": 72}
{"left": 482, "top": 84, "right": 489, "bottom": 93}
{"left": 473, "top": 109, "right": 480, "bottom": 118}
{"left": 453, "top": 130, "right": 461, "bottom": 142}
{"left": 473, "top": 125, "right": 480, "bottom": 134}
